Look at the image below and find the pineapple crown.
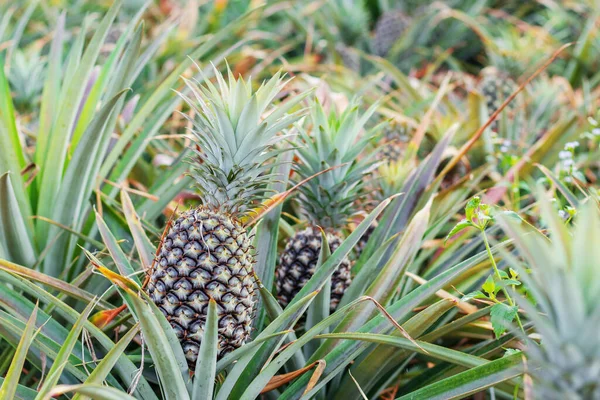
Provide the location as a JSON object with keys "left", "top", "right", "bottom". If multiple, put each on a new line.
{"left": 294, "top": 98, "right": 381, "bottom": 229}
{"left": 499, "top": 200, "right": 600, "bottom": 399}
{"left": 179, "top": 64, "right": 310, "bottom": 216}
{"left": 326, "top": 0, "right": 370, "bottom": 46}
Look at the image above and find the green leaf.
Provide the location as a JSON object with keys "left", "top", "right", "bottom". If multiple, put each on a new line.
{"left": 35, "top": 12, "right": 65, "bottom": 172}
{"left": 279, "top": 244, "right": 502, "bottom": 400}
{"left": 120, "top": 190, "right": 155, "bottom": 271}
{"left": 216, "top": 292, "right": 318, "bottom": 400}
{"left": 462, "top": 291, "right": 488, "bottom": 301}
{"left": 36, "top": 0, "right": 122, "bottom": 250}
{"left": 253, "top": 151, "right": 293, "bottom": 331}
{"left": 316, "top": 332, "right": 489, "bottom": 369}
{"left": 0, "top": 377, "right": 37, "bottom": 400}
{"left": 465, "top": 196, "right": 481, "bottom": 223}
{"left": 537, "top": 164, "right": 580, "bottom": 208}
{"left": 192, "top": 299, "right": 218, "bottom": 400}
{"left": 0, "top": 172, "right": 36, "bottom": 267}
{"left": 0, "top": 53, "right": 25, "bottom": 169}
{"left": 444, "top": 219, "right": 474, "bottom": 244}
{"left": 490, "top": 303, "right": 518, "bottom": 339}
{"left": 42, "top": 87, "right": 129, "bottom": 277}
{"left": 95, "top": 209, "right": 139, "bottom": 283}
{"left": 215, "top": 331, "right": 292, "bottom": 373}
{"left": 395, "top": 352, "right": 524, "bottom": 400}
{"left": 99, "top": 6, "right": 264, "bottom": 179}
{"left": 48, "top": 384, "right": 137, "bottom": 400}
{"left": 0, "top": 258, "right": 111, "bottom": 309}
{"left": 0, "top": 265, "right": 157, "bottom": 399}
{"left": 5, "top": 0, "right": 38, "bottom": 63}
{"left": 121, "top": 288, "right": 190, "bottom": 400}
{"left": 305, "top": 227, "right": 332, "bottom": 353}
{"left": 35, "top": 300, "right": 96, "bottom": 399}
{"left": 481, "top": 275, "right": 497, "bottom": 297}
{"left": 72, "top": 324, "right": 140, "bottom": 400}
{"left": 336, "top": 299, "right": 456, "bottom": 398}
{"left": 287, "top": 196, "right": 392, "bottom": 310}
{"left": 239, "top": 297, "right": 386, "bottom": 400}
{"left": 0, "top": 304, "right": 38, "bottom": 400}
{"left": 329, "top": 199, "right": 432, "bottom": 351}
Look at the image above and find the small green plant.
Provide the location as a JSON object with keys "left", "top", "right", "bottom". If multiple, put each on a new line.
{"left": 446, "top": 196, "right": 525, "bottom": 337}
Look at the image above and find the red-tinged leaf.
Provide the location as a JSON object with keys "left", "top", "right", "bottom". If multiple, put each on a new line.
{"left": 90, "top": 304, "right": 127, "bottom": 329}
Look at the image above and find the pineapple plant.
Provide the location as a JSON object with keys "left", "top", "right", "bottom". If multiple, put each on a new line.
{"left": 276, "top": 98, "right": 379, "bottom": 312}
{"left": 146, "top": 66, "right": 309, "bottom": 369}
{"left": 499, "top": 199, "right": 600, "bottom": 399}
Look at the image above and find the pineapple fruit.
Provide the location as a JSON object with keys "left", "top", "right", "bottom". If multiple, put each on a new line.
{"left": 277, "top": 226, "right": 351, "bottom": 312}
{"left": 478, "top": 66, "right": 517, "bottom": 131}
{"left": 372, "top": 10, "right": 410, "bottom": 57}
{"left": 276, "top": 98, "right": 379, "bottom": 311}
{"left": 378, "top": 123, "right": 410, "bottom": 161}
{"left": 147, "top": 67, "right": 308, "bottom": 369}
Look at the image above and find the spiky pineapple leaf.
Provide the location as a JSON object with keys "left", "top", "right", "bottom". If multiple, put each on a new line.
{"left": 95, "top": 209, "right": 139, "bottom": 283}
{"left": 0, "top": 304, "right": 38, "bottom": 400}
{"left": 120, "top": 184, "right": 155, "bottom": 270}
{"left": 329, "top": 198, "right": 431, "bottom": 346}
{"left": 253, "top": 151, "right": 293, "bottom": 332}
{"left": 119, "top": 286, "right": 190, "bottom": 400}
{"left": 0, "top": 172, "right": 36, "bottom": 267}
{"left": 0, "top": 262, "right": 157, "bottom": 399}
{"left": 48, "top": 384, "right": 137, "bottom": 400}
{"left": 35, "top": 300, "right": 96, "bottom": 399}
{"left": 279, "top": 245, "right": 502, "bottom": 399}
{"left": 395, "top": 352, "right": 524, "bottom": 400}
{"left": 334, "top": 299, "right": 456, "bottom": 399}
{"left": 99, "top": 5, "right": 266, "bottom": 179}
{"left": 216, "top": 292, "right": 318, "bottom": 400}
{"left": 36, "top": 0, "right": 122, "bottom": 248}
{"left": 72, "top": 324, "right": 140, "bottom": 400}
{"left": 192, "top": 299, "right": 218, "bottom": 400}
{"left": 305, "top": 227, "right": 332, "bottom": 354}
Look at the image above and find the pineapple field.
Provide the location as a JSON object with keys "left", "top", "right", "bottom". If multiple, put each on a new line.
{"left": 1, "top": 0, "right": 600, "bottom": 399}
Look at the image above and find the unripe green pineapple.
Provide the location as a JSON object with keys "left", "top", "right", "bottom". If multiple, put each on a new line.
{"left": 276, "top": 98, "right": 379, "bottom": 311}
{"left": 372, "top": 10, "right": 410, "bottom": 57}
{"left": 147, "top": 66, "right": 308, "bottom": 369}
{"left": 478, "top": 66, "right": 517, "bottom": 131}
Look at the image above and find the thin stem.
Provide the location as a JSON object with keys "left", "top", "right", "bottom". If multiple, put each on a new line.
{"left": 481, "top": 229, "right": 525, "bottom": 333}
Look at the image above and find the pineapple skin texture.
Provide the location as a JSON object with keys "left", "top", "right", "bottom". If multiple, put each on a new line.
{"left": 147, "top": 207, "right": 256, "bottom": 369}
{"left": 372, "top": 11, "right": 410, "bottom": 57}
{"left": 276, "top": 226, "right": 352, "bottom": 312}
{"left": 479, "top": 70, "right": 517, "bottom": 131}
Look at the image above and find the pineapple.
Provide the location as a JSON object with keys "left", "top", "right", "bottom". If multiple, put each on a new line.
{"left": 277, "top": 226, "right": 352, "bottom": 312}
{"left": 378, "top": 123, "right": 410, "bottom": 162}
{"left": 372, "top": 10, "right": 410, "bottom": 57}
{"left": 276, "top": 98, "right": 379, "bottom": 311}
{"left": 478, "top": 66, "right": 517, "bottom": 131}
{"left": 7, "top": 50, "right": 45, "bottom": 113}
{"left": 147, "top": 66, "right": 308, "bottom": 369}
